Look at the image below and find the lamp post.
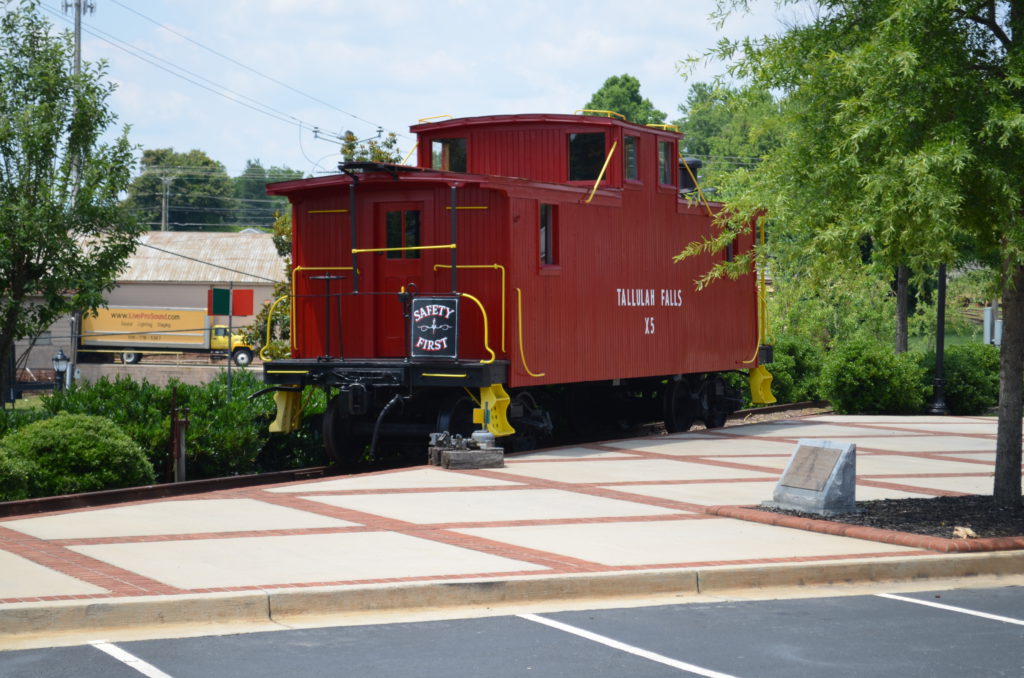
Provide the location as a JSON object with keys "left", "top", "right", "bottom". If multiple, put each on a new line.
{"left": 929, "top": 264, "right": 950, "bottom": 415}
{"left": 52, "top": 349, "right": 70, "bottom": 392}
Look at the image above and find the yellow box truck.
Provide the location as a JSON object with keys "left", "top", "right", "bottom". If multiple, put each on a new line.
{"left": 79, "top": 307, "right": 254, "bottom": 366}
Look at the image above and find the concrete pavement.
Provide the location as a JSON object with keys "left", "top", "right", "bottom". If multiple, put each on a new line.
{"left": 1, "top": 413, "right": 1022, "bottom": 649}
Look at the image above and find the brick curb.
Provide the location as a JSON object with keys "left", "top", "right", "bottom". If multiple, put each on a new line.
{"left": 3, "top": 552, "right": 1024, "bottom": 647}
{"left": 705, "top": 505, "right": 1024, "bottom": 553}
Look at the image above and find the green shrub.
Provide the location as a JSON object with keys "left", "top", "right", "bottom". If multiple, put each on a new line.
{"left": 44, "top": 376, "right": 172, "bottom": 472}
{"left": 767, "top": 337, "right": 825, "bottom": 404}
{"left": 0, "top": 407, "right": 52, "bottom": 438}
{"left": 39, "top": 371, "right": 332, "bottom": 483}
{"left": 0, "top": 413, "right": 155, "bottom": 500}
{"left": 922, "top": 343, "right": 1000, "bottom": 415}
{"left": 821, "top": 339, "right": 927, "bottom": 414}
{"left": 169, "top": 371, "right": 266, "bottom": 478}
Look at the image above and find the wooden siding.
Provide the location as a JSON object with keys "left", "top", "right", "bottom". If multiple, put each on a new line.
{"left": 276, "top": 114, "right": 758, "bottom": 386}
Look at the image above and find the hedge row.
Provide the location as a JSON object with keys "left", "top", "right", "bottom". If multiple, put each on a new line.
{"left": 0, "top": 371, "right": 326, "bottom": 501}
{"left": 768, "top": 336, "right": 1000, "bottom": 416}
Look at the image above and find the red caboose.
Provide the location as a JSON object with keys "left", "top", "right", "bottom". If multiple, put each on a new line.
{"left": 262, "top": 112, "right": 770, "bottom": 461}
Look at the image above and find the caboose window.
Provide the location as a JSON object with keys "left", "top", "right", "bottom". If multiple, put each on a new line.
{"left": 385, "top": 209, "right": 421, "bottom": 259}
{"left": 658, "top": 141, "right": 676, "bottom": 185}
{"left": 624, "top": 135, "right": 638, "bottom": 181}
{"left": 540, "top": 203, "right": 558, "bottom": 266}
{"left": 568, "top": 132, "right": 606, "bottom": 181}
{"left": 431, "top": 138, "right": 467, "bottom": 172}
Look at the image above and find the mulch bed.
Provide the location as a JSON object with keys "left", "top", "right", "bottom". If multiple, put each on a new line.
{"left": 757, "top": 495, "right": 1024, "bottom": 539}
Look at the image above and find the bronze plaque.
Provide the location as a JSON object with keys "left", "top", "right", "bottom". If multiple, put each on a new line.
{"left": 779, "top": 445, "right": 842, "bottom": 492}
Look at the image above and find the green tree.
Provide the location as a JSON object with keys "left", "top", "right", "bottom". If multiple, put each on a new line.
{"left": 583, "top": 74, "right": 667, "bottom": 125}
{"left": 232, "top": 159, "right": 302, "bottom": 229}
{"left": 124, "top": 148, "right": 233, "bottom": 230}
{"left": 340, "top": 130, "right": 403, "bottom": 163}
{"left": 689, "top": 0, "right": 1024, "bottom": 507}
{"left": 0, "top": 1, "right": 142, "bottom": 395}
{"left": 674, "top": 81, "right": 783, "bottom": 181}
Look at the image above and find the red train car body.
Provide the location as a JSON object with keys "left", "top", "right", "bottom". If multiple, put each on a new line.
{"left": 262, "top": 113, "right": 767, "bottom": 460}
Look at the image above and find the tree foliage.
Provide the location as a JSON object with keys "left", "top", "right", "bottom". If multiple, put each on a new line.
{"left": 0, "top": 1, "right": 142, "bottom": 393}
{"left": 232, "top": 159, "right": 302, "bottom": 227}
{"left": 691, "top": 0, "right": 1024, "bottom": 505}
{"left": 124, "top": 147, "right": 234, "bottom": 230}
{"left": 674, "top": 81, "right": 783, "bottom": 183}
{"left": 340, "top": 130, "right": 403, "bottom": 163}
{"left": 584, "top": 73, "right": 667, "bottom": 125}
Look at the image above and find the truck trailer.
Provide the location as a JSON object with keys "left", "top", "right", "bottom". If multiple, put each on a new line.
{"left": 79, "top": 307, "right": 254, "bottom": 366}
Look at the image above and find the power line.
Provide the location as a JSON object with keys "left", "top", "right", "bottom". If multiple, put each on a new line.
{"left": 39, "top": 2, "right": 346, "bottom": 138}
{"left": 107, "top": 0, "right": 409, "bottom": 140}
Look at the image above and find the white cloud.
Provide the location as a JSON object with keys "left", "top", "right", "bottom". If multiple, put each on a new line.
{"left": 86, "top": 0, "right": 792, "bottom": 173}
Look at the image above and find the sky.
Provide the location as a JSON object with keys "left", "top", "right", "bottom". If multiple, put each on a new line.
{"left": 37, "top": 0, "right": 796, "bottom": 178}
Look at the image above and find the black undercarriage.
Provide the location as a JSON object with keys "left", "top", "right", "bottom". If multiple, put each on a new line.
{"left": 262, "top": 358, "right": 742, "bottom": 465}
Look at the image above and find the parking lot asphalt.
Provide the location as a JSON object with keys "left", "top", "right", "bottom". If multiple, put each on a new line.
{"left": 1, "top": 413, "right": 1022, "bottom": 649}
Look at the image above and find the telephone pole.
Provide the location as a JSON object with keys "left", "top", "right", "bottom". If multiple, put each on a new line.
{"left": 63, "top": 0, "right": 96, "bottom": 77}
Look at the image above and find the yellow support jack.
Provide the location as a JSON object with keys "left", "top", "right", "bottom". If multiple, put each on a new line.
{"left": 269, "top": 389, "right": 303, "bottom": 433}
{"left": 474, "top": 383, "right": 515, "bottom": 437}
{"left": 749, "top": 366, "right": 777, "bottom": 405}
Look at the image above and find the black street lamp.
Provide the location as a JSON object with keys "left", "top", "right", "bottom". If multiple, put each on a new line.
{"left": 929, "top": 264, "right": 950, "bottom": 415}
{"left": 52, "top": 349, "right": 69, "bottom": 391}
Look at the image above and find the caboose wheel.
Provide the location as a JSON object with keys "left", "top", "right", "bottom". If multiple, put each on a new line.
{"left": 699, "top": 374, "right": 735, "bottom": 429}
{"left": 662, "top": 379, "right": 697, "bottom": 433}
{"left": 323, "top": 394, "right": 365, "bottom": 464}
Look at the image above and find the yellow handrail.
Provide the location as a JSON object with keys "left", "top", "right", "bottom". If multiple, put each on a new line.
{"left": 758, "top": 218, "right": 770, "bottom": 343}
{"left": 291, "top": 266, "right": 356, "bottom": 352}
{"left": 418, "top": 114, "right": 454, "bottom": 123}
{"left": 680, "top": 154, "right": 713, "bottom": 217}
{"left": 261, "top": 295, "right": 290, "bottom": 361}
{"left": 516, "top": 288, "right": 546, "bottom": 377}
{"left": 742, "top": 219, "right": 770, "bottom": 364}
{"left": 401, "top": 143, "right": 418, "bottom": 166}
{"left": 647, "top": 123, "right": 681, "bottom": 132}
{"left": 575, "top": 109, "right": 626, "bottom": 120}
{"left": 582, "top": 140, "right": 618, "bottom": 204}
{"left": 459, "top": 292, "right": 495, "bottom": 364}
{"left": 352, "top": 243, "right": 456, "bottom": 255}
{"left": 434, "top": 264, "right": 506, "bottom": 351}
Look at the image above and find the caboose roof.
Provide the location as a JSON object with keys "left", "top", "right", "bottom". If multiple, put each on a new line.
{"left": 410, "top": 112, "right": 682, "bottom": 139}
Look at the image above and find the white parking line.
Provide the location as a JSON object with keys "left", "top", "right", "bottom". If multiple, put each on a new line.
{"left": 876, "top": 593, "right": 1024, "bottom": 626}
{"left": 519, "top": 613, "right": 741, "bottom": 678}
{"left": 90, "top": 641, "right": 174, "bottom": 678}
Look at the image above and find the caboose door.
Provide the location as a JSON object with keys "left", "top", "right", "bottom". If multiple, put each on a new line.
{"left": 373, "top": 201, "right": 426, "bottom": 357}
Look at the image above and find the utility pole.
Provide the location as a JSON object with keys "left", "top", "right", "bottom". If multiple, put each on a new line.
{"left": 160, "top": 174, "right": 172, "bottom": 231}
{"left": 63, "top": 0, "right": 95, "bottom": 200}
{"left": 63, "top": 0, "right": 96, "bottom": 77}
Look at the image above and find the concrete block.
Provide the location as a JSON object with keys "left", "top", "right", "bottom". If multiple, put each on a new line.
{"left": 441, "top": 447, "right": 504, "bottom": 469}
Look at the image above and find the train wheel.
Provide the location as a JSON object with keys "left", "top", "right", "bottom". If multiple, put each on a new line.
{"left": 700, "top": 374, "right": 731, "bottom": 429}
{"left": 662, "top": 378, "right": 697, "bottom": 433}
{"left": 435, "top": 392, "right": 477, "bottom": 439}
{"left": 323, "top": 394, "right": 365, "bottom": 464}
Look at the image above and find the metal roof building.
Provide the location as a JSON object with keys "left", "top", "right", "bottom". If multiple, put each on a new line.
{"left": 14, "top": 231, "right": 287, "bottom": 378}
{"left": 124, "top": 231, "right": 286, "bottom": 285}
